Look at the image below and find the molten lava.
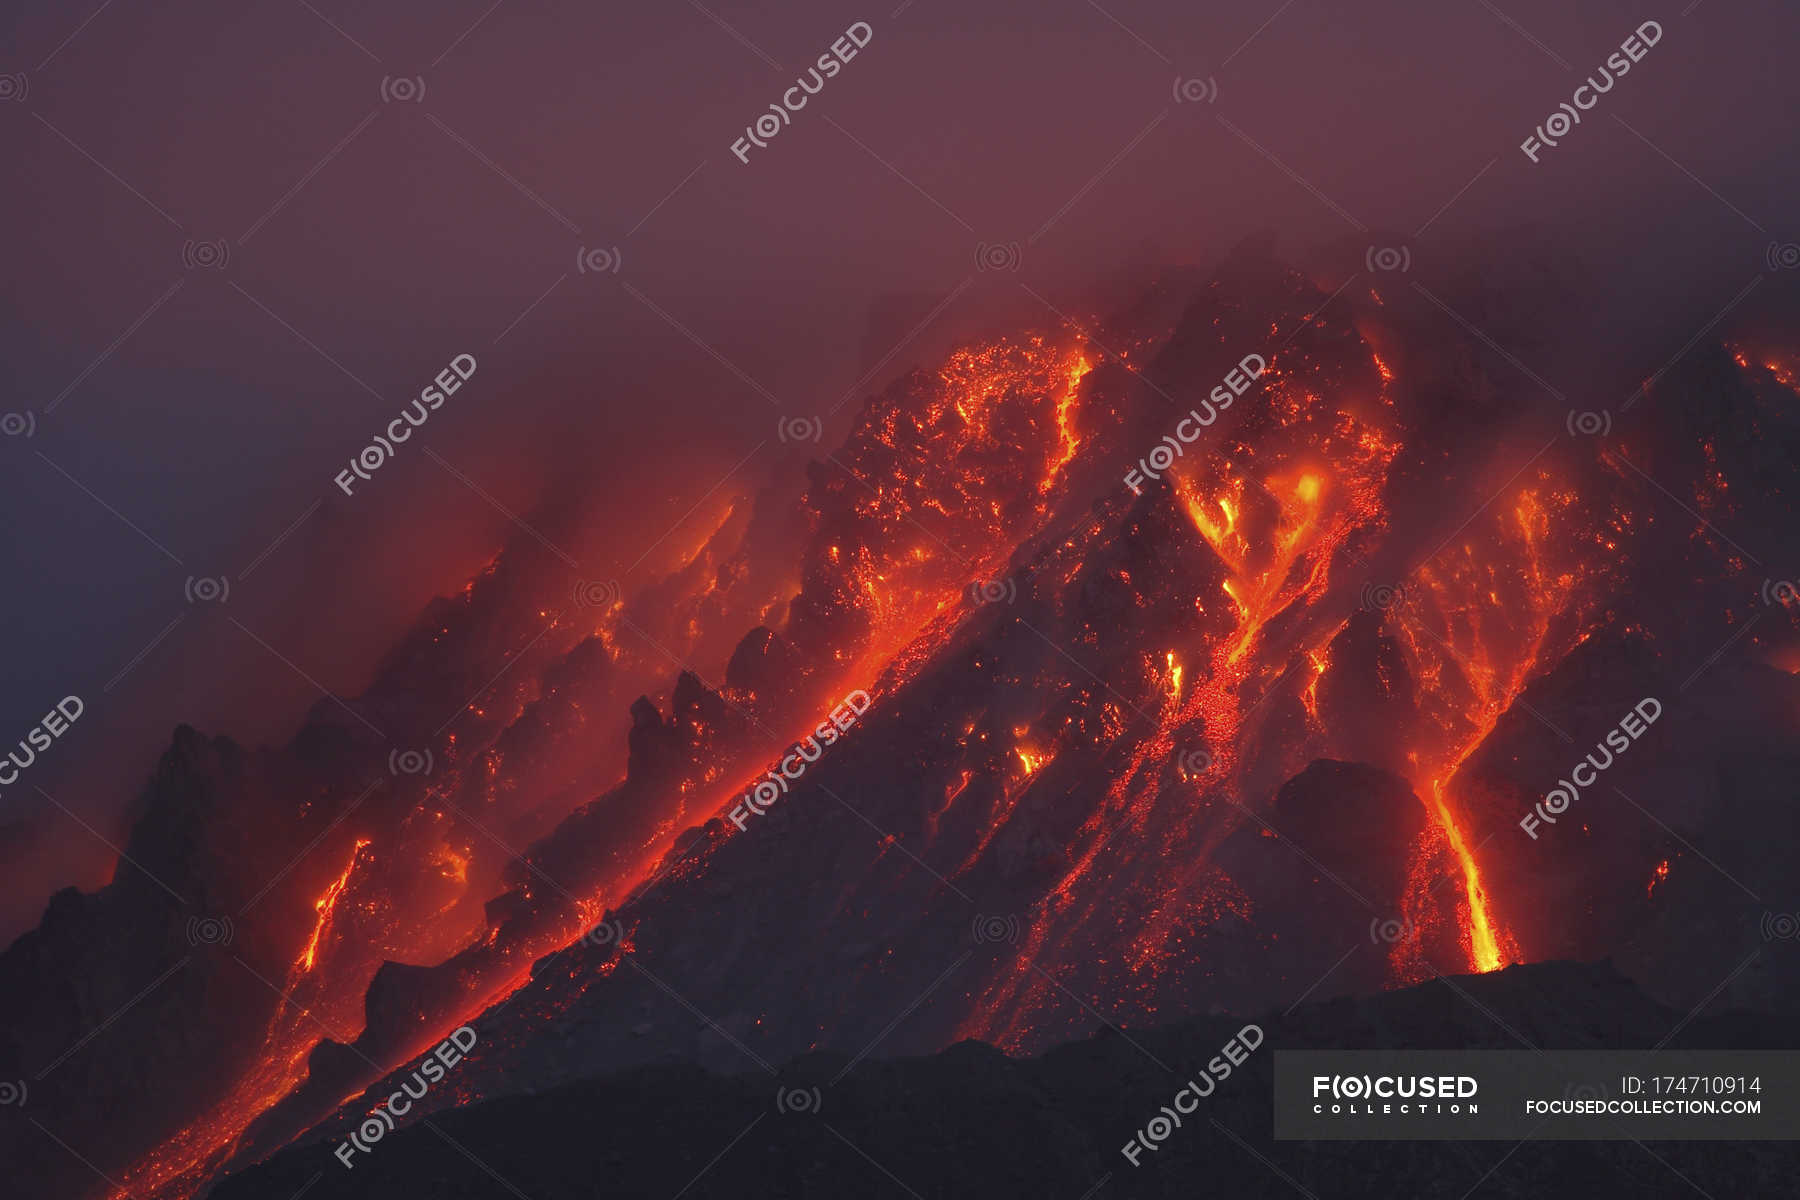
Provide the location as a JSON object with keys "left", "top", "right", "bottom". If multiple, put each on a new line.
{"left": 1389, "top": 482, "right": 1609, "bottom": 978}
{"left": 959, "top": 331, "right": 1407, "bottom": 1046}
{"left": 108, "top": 263, "right": 1721, "bottom": 1200}
{"left": 1044, "top": 353, "right": 1095, "bottom": 488}
{"left": 1427, "top": 781, "right": 1506, "bottom": 971}
{"left": 297, "top": 838, "right": 370, "bottom": 974}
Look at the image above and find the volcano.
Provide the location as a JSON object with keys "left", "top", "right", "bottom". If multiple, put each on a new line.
{"left": 4, "top": 242, "right": 1799, "bottom": 1200}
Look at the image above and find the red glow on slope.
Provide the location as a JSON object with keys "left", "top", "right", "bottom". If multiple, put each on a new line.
{"left": 298, "top": 838, "right": 370, "bottom": 974}
{"left": 119, "top": 286, "right": 1669, "bottom": 1199}
{"left": 1389, "top": 484, "right": 1606, "bottom": 977}
{"left": 960, "top": 350, "right": 1404, "bottom": 1046}
{"left": 1044, "top": 353, "right": 1094, "bottom": 489}
{"left": 1427, "top": 780, "right": 1509, "bottom": 972}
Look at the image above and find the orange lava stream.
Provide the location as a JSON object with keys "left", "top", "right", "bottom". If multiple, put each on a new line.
{"left": 298, "top": 838, "right": 370, "bottom": 974}
{"left": 1043, "top": 354, "right": 1094, "bottom": 489}
{"left": 125, "top": 839, "right": 375, "bottom": 1199}
{"left": 959, "top": 353, "right": 1403, "bottom": 1046}
{"left": 1183, "top": 470, "right": 1330, "bottom": 667}
{"left": 1300, "top": 646, "right": 1329, "bottom": 721}
{"left": 1428, "top": 781, "right": 1506, "bottom": 971}
{"left": 965, "top": 455, "right": 1385, "bottom": 1039}
{"left": 1391, "top": 485, "right": 1595, "bottom": 976}
{"left": 135, "top": 324, "right": 1465, "bottom": 1190}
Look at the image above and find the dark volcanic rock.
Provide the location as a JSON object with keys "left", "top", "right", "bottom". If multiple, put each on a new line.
{"left": 214, "top": 959, "right": 1799, "bottom": 1200}
{"left": 1213, "top": 759, "right": 1428, "bottom": 1002}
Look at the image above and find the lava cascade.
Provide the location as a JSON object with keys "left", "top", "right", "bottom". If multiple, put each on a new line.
{"left": 93, "top": 265, "right": 1798, "bottom": 1200}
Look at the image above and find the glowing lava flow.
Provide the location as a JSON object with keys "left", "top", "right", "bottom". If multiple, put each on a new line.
{"left": 1043, "top": 353, "right": 1094, "bottom": 488}
{"left": 1182, "top": 471, "right": 1331, "bottom": 667}
{"left": 261, "top": 837, "right": 375, "bottom": 1051}
{"left": 1391, "top": 485, "right": 1605, "bottom": 977}
{"left": 967, "top": 455, "right": 1390, "bottom": 1040}
{"left": 805, "top": 332, "right": 1092, "bottom": 682}
{"left": 958, "top": 344, "right": 1405, "bottom": 1047}
{"left": 1427, "top": 780, "right": 1506, "bottom": 971}
{"left": 298, "top": 838, "right": 370, "bottom": 974}
{"left": 124, "top": 840, "right": 377, "bottom": 1199}
{"left": 1301, "top": 645, "right": 1329, "bottom": 721}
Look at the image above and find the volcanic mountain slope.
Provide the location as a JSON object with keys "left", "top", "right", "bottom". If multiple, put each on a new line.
{"left": 7, "top": 243, "right": 1800, "bottom": 1200}
{"left": 233, "top": 245, "right": 1403, "bottom": 1151}
{"left": 253, "top": 248, "right": 1800, "bottom": 1170}
{"left": 0, "top": 244, "right": 1146, "bottom": 1200}
{"left": 0, "top": 326, "right": 1103, "bottom": 1199}
{"left": 214, "top": 959, "right": 1800, "bottom": 1200}
{"left": 0, "top": 545, "right": 654, "bottom": 1200}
